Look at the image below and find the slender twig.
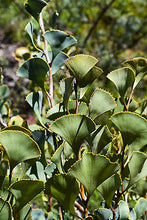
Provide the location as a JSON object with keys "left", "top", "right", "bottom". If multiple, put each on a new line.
{"left": 39, "top": 13, "right": 54, "bottom": 108}
{"left": 58, "top": 203, "right": 64, "bottom": 220}
{"left": 83, "top": 0, "right": 116, "bottom": 47}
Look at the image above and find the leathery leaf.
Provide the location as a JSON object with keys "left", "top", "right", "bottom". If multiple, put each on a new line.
{"left": 111, "top": 112, "right": 147, "bottom": 151}
{"left": 68, "top": 153, "right": 119, "bottom": 197}
{"left": 0, "top": 130, "right": 41, "bottom": 170}
{"left": 45, "top": 173, "right": 79, "bottom": 214}
{"left": 0, "top": 197, "right": 12, "bottom": 220}
{"left": 49, "top": 114, "right": 95, "bottom": 156}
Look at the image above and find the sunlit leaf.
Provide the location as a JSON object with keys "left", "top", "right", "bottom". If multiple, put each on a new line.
{"left": 44, "top": 30, "right": 77, "bottom": 57}
{"left": 0, "top": 130, "right": 41, "bottom": 170}
{"left": 45, "top": 162, "right": 57, "bottom": 178}
{"left": 9, "top": 179, "right": 44, "bottom": 211}
{"left": 128, "top": 151, "right": 147, "bottom": 187}
{"left": 134, "top": 198, "right": 147, "bottom": 219}
{"left": 123, "top": 57, "right": 147, "bottom": 88}
{"left": 107, "top": 67, "right": 135, "bottom": 98}
{"left": 17, "top": 57, "right": 49, "bottom": 90}
{"left": 111, "top": 112, "right": 147, "bottom": 151}
{"left": 0, "top": 197, "right": 12, "bottom": 220}
{"left": 89, "top": 89, "right": 116, "bottom": 124}
{"left": 49, "top": 114, "right": 95, "bottom": 155}
{"left": 98, "top": 174, "right": 121, "bottom": 207}
{"left": 52, "top": 52, "right": 68, "bottom": 75}
{"left": 68, "top": 153, "right": 119, "bottom": 197}
{"left": 31, "top": 209, "right": 45, "bottom": 220}
{"left": 45, "top": 173, "right": 79, "bottom": 214}
{"left": 118, "top": 200, "right": 129, "bottom": 219}
{"left": 65, "top": 54, "right": 101, "bottom": 87}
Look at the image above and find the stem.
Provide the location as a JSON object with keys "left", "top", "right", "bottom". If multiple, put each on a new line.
{"left": 39, "top": 13, "right": 54, "bottom": 108}
{"left": 58, "top": 203, "right": 64, "bottom": 220}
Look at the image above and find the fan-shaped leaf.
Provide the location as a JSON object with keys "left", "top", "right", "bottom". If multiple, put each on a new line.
{"left": 65, "top": 54, "right": 100, "bottom": 87}
{"left": 98, "top": 174, "right": 121, "bottom": 208}
{"left": 111, "top": 112, "right": 147, "bottom": 151}
{"left": 0, "top": 197, "right": 12, "bottom": 220}
{"left": 45, "top": 174, "right": 79, "bottom": 214}
{"left": 123, "top": 57, "right": 147, "bottom": 88}
{"left": 9, "top": 179, "right": 44, "bottom": 211}
{"left": 68, "top": 153, "right": 119, "bottom": 197}
{"left": 94, "top": 208, "right": 113, "bottom": 220}
{"left": 49, "top": 114, "right": 95, "bottom": 155}
{"left": 14, "top": 204, "right": 32, "bottom": 220}
{"left": 52, "top": 52, "right": 68, "bottom": 75}
{"left": 51, "top": 144, "right": 64, "bottom": 173}
{"left": 25, "top": 22, "right": 40, "bottom": 51}
{"left": 17, "top": 57, "right": 49, "bottom": 90}
{"left": 128, "top": 151, "right": 147, "bottom": 187}
{"left": 25, "top": 0, "right": 50, "bottom": 21}
{"left": 107, "top": 67, "right": 135, "bottom": 98}
{"left": 44, "top": 30, "right": 77, "bottom": 57}
{"left": 89, "top": 89, "right": 116, "bottom": 124}
{"left": 0, "top": 130, "right": 41, "bottom": 170}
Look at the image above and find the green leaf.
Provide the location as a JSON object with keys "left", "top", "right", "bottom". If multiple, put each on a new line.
{"left": 9, "top": 179, "right": 44, "bottom": 211}
{"left": 90, "top": 125, "right": 112, "bottom": 154}
{"left": 129, "top": 209, "right": 136, "bottom": 220}
{"left": 107, "top": 67, "right": 135, "bottom": 98}
{"left": 111, "top": 112, "right": 147, "bottom": 151}
{"left": 17, "top": 57, "right": 49, "bottom": 90}
{"left": 51, "top": 144, "right": 64, "bottom": 173}
{"left": 46, "top": 100, "right": 88, "bottom": 120}
{"left": 94, "top": 208, "right": 113, "bottom": 220}
{"left": 0, "top": 130, "right": 41, "bottom": 170}
{"left": 123, "top": 57, "right": 147, "bottom": 88}
{"left": 98, "top": 174, "right": 121, "bottom": 208}
{"left": 134, "top": 198, "right": 147, "bottom": 219}
{"left": 68, "top": 153, "right": 119, "bottom": 197}
{"left": 32, "top": 129, "right": 47, "bottom": 167}
{"left": 31, "top": 209, "right": 45, "bottom": 220}
{"left": 0, "top": 160, "right": 8, "bottom": 190}
{"left": 60, "top": 77, "right": 73, "bottom": 111}
{"left": 44, "top": 30, "right": 77, "bottom": 57}
{"left": 45, "top": 173, "right": 79, "bottom": 214}
{"left": 27, "top": 161, "right": 46, "bottom": 181}
{"left": 118, "top": 200, "right": 129, "bottom": 219}
{"left": 26, "top": 91, "right": 44, "bottom": 127}
{"left": 49, "top": 114, "right": 95, "bottom": 156}
{"left": 65, "top": 54, "right": 100, "bottom": 87}
{"left": 0, "top": 197, "right": 12, "bottom": 220}
{"left": 25, "top": 0, "right": 50, "bottom": 21}
{"left": 3, "top": 125, "right": 31, "bottom": 136}
{"left": 25, "top": 22, "right": 40, "bottom": 51}
{"left": 89, "top": 89, "right": 116, "bottom": 124}
{"left": 13, "top": 204, "right": 32, "bottom": 220}
{"left": 45, "top": 162, "right": 56, "bottom": 178}
{"left": 128, "top": 151, "right": 147, "bottom": 187}
{"left": 52, "top": 52, "right": 68, "bottom": 75}
{"left": 0, "top": 85, "right": 10, "bottom": 100}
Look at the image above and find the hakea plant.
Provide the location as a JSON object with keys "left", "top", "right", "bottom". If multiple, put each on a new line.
{"left": 0, "top": 1, "right": 147, "bottom": 220}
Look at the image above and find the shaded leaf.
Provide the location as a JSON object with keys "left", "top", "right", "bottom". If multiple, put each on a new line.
{"left": 49, "top": 114, "right": 95, "bottom": 155}
{"left": 128, "top": 151, "right": 147, "bottom": 187}
{"left": 17, "top": 57, "right": 49, "bottom": 90}
{"left": 25, "top": 0, "right": 50, "bottom": 21}
{"left": 31, "top": 209, "right": 45, "bottom": 220}
{"left": 28, "top": 161, "right": 46, "bottom": 181}
{"left": 25, "top": 22, "right": 40, "bottom": 51}
{"left": 90, "top": 125, "right": 112, "bottom": 154}
{"left": 98, "top": 174, "right": 121, "bottom": 208}
{"left": 51, "top": 144, "right": 64, "bottom": 173}
{"left": 45, "top": 173, "right": 79, "bottom": 214}
{"left": 89, "top": 89, "right": 116, "bottom": 123}
{"left": 111, "top": 112, "right": 147, "bottom": 151}
{"left": 0, "top": 197, "right": 12, "bottom": 220}
{"left": 44, "top": 30, "right": 76, "bottom": 57}
{"left": 118, "top": 200, "right": 129, "bottom": 219}
{"left": 52, "top": 52, "right": 68, "bottom": 75}
{"left": 107, "top": 67, "right": 135, "bottom": 98}
{"left": 45, "top": 162, "right": 56, "bottom": 178}
{"left": 68, "top": 153, "right": 119, "bottom": 197}
{"left": 0, "top": 85, "right": 10, "bottom": 100}
{"left": 9, "top": 179, "right": 44, "bottom": 211}
{"left": 60, "top": 77, "right": 73, "bottom": 111}
{"left": 129, "top": 209, "right": 137, "bottom": 220}
{"left": 0, "top": 160, "right": 8, "bottom": 190}
{"left": 0, "top": 130, "right": 41, "bottom": 170}
{"left": 14, "top": 204, "right": 32, "bottom": 220}
{"left": 26, "top": 91, "right": 44, "bottom": 126}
